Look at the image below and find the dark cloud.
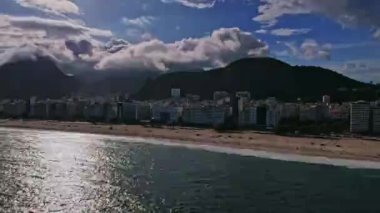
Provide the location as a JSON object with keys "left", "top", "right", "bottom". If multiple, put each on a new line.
{"left": 65, "top": 39, "right": 93, "bottom": 57}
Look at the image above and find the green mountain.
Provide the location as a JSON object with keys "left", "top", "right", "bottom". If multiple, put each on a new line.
{"left": 134, "top": 57, "right": 377, "bottom": 102}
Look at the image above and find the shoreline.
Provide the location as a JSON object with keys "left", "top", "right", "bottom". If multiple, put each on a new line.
{"left": 1, "top": 119, "right": 380, "bottom": 162}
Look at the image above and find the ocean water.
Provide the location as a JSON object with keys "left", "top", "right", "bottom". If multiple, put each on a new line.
{"left": 0, "top": 128, "right": 380, "bottom": 212}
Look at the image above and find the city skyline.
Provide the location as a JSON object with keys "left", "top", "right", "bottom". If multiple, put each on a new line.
{"left": 0, "top": 0, "right": 379, "bottom": 82}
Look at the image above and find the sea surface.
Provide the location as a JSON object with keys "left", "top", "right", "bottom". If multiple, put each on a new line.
{"left": 1, "top": 128, "right": 380, "bottom": 212}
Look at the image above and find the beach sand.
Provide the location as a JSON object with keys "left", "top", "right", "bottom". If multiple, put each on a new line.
{"left": 1, "top": 119, "right": 380, "bottom": 162}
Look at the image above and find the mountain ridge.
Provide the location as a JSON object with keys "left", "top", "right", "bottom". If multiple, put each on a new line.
{"left": 0, "top": 57, "right": 376, "bottom": 101}
{"left": 134, "top": 57, "right": 376, "bottom": 102}
{"left": 0, "top": 57, "right": 78, "bottom": 99}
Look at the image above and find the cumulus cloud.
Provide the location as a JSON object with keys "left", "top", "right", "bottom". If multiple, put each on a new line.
{"left": 15, "top": 0, "right": 80, "bottom": 15}
{"left": 0, "top": 14, "right": 268, "bottom": 73}
{"left": 0, "top": 15, "right": 113, "bottom": 51}
{"left": 253, "top": 0, "right": 380, "bottom": 39}
{"left": 95, "top": 27, "right": 269, "bottom": 71}
{"left": 374, "top": 29, "right": 380, "bottom": 40}
{"left": 0, "top": 15, "right": 112, "bottom": 39}
{"left": 270, "top": 28, "right": 311, "bottom": 36}
{"left": 255, "top": 29, "right": 267, "bottom": 34}
{"left": 0, "top": 43, "right": 75, "bottom": 66}
{"left": 0, "top": 15, "right": 112, "bottom": 53}
{"left": 300, "top": 39, "right": 331, "bottom": 60}
{"left": 342, "top": 59, "right": 380, "bottom": 83}
{"left": 277, "top": 39, "right": 331, "bottom": 60}
{"left": 121, "top": 16, "right": 155, "bottom": 28}
{"left": 0, "top": 14, "right": 113, "bottom": 66}
{"left": 161, "top": 0, "right": 218, "bottom": 9}
{"left": 121, "top": 16, "right": 156, "bottom": 42}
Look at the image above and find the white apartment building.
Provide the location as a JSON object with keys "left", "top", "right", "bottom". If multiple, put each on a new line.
{"left": 136, "top": 103, "right": 152, "bottom": 121}
{"left": 122, "top": 102, "right": 152, "bottom": 122}
{"left": 66, "top": 101, "right": 78, "bottom": 119}
{"left": 281, "top": 103, "right": 299, "bottom": 120}
{"left": 84, "top": 103, "right": 104, "bottom": 120}
{"left": 350, "top": 102, "right": 370, "bottom": 133}
{"left": 266, "top": 105, "right": 282, "bottom": 129}
{"left": 238, "top": 106, "right": 257, "bottom": 127}
{"left": 122, "top": 102, "right": 138, "bottom": 121}
{"left": 322, "top": 95, "right": 331, "bottom": 105}
{"left": 171, "top": 88, "right": 181, "bottom": 98}
{"left": 213, "top": 91, "right": 229, "bottom": 101}
{"left": 104, "top": 102, "right": 118, "bottom": 122}
{"left": 372, "top": 107, "right": 380, "bottom": 134}
{"left": 299, "top": 105, "right": 329, "bottom": 122}
{"left": 328, "top": 104, "right": 350, "bottom": 121}
{"left": 152, "top": 104, "right": 182, "bottom": 124}
{"left": 183, "top": 106, "right": 228, "bottom": 126}
{"left": 29, "top": 101, "right": 48, "bottom": 118}
{"left": 2, "top": 100, "right": 27, "bottom": 117}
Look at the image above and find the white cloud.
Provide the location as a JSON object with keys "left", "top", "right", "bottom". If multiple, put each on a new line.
{"left": 374, "top": 29, "right": 380, "bottom": 40}
{"left": 341, "top": 59, "right": 380, "bottom": 83}
{"left": 0, "top": 14, "right": 113, "bottom": 65}
{"left": 255, "top": 29, "right": 267, "bottom": 34}
{"left": 0, "top": 14, "right": 268, "bottom": 73}
{"left": 121, "top": 16, "right": 156, "bottom": 42}
{"left": 125, "top": 28, "right": 155, "bottom": 43}
{"left": 253, "top": 0, "right": 307, "bottom": 26}
{"left": 0, "top": 15, "right": 113, "bottom": 40}
{"left": 121, "top": 16, "right": 155, "bottom": 28}
{"left": 161, "top": 0, "right": 218, "bottom": 9}
{"left": 0, "top": 43, "right": 75, "bottom": 66}
{"left": 301, "top": 39, "right": 331, "bottom": 60}
{"left": 95, "top": 27, "right": 269, "bottom": 71}
{"left": 253, "top": 0, "right": 348, "bottom": 27}
{"left": 277, "top": 39, "right": 331, "bottom": 60}
{"left": 15, "top": 0, "right": 80, "bottom": 15}
{"left": 253, "top": 0, "right": 380, "bottom": 39}
{"left": 270, "top": 28, "right": 311, "bottom": 36}
{"left": 0, "top": 27, "right": 269, "bottom": 72}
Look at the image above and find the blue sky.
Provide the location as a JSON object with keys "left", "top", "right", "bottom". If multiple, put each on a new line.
{"left": 0, "top": 0, "right": 379, "bottom": 82}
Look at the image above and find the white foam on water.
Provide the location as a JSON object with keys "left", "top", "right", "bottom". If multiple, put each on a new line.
{"left": 2, "top": 127, "right": 380, "bottom": 170}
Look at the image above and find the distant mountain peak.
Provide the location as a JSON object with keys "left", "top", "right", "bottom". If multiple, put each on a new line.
{"left": 0, "top": 56, "right": 77, "bottom": 99}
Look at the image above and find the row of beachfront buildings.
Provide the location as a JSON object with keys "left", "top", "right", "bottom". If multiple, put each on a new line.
{"left": 350, "top": 101, "right": 380, "bottom": 134}
{"left": 0, "top": 89, "right": 378, "bottom": 134}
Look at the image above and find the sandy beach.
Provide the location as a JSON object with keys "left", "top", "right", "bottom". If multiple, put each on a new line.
{"left": 1, "top": 119, "right": 380, "bottom": 162}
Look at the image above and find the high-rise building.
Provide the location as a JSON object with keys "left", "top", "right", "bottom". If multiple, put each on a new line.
{"left": 182, "top": 106, "right": 228, "bottom": 126}
{"left": 171, "top": 88, "right": 181, "bottom": 98}
{"left": 256, "top": 106, "right": 267, "bottom": 126}
{"left": 266, "top": 105, "right": 282, "bottom": 129}
{"left": 213, "top": 91, "right": 229, "bottom": 101}
{"left": 371, "top": 107, "right": 380, "bottom": 134}
{"left": 350, "top": 102, "right": 370, "bottom": 133}
{"left": 236, "top": 91, "right": 251, "bottom": 100}
{"left": 238, "top": 106, "right": 257, "bottom": 127}
{"left": 322, "top": 95, "right": 331, "bottom": 105}
{"left": 236, "top": 91, "right": 251, "bottom": 112}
